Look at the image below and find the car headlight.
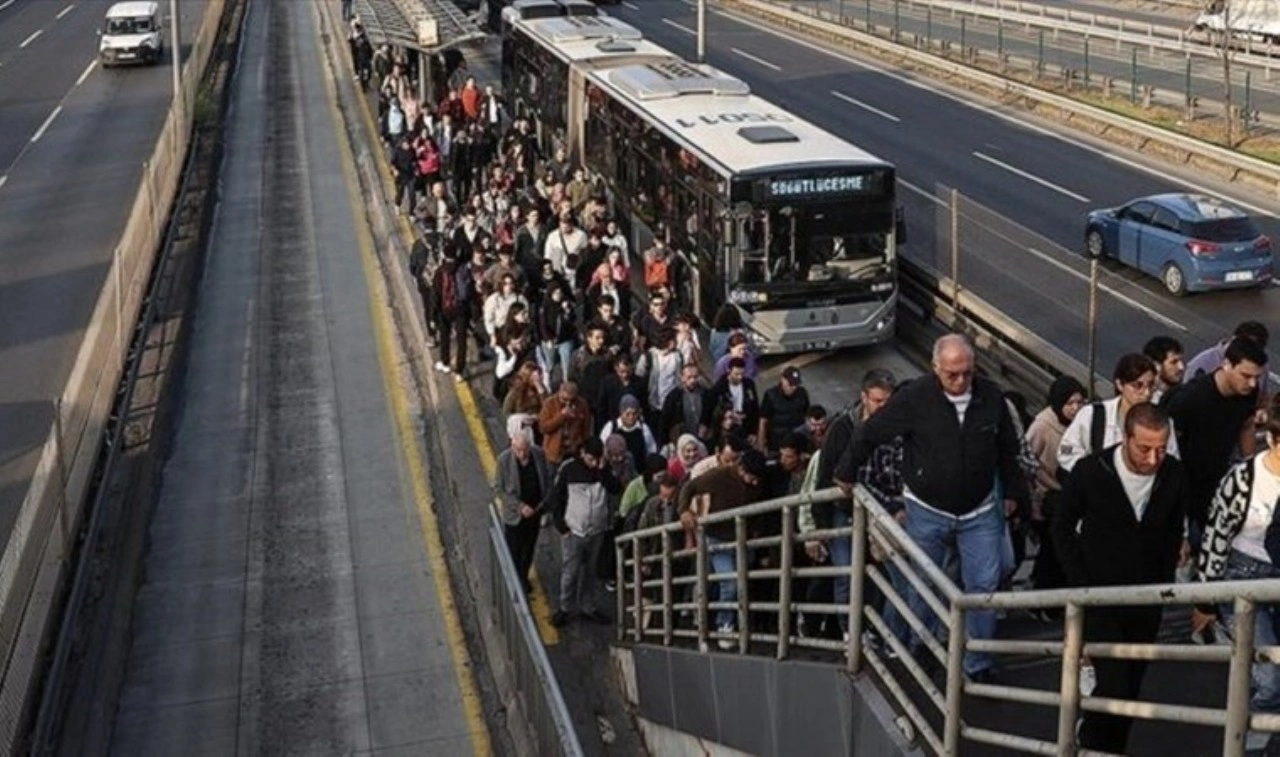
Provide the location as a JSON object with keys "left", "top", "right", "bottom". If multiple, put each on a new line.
{"left": 140, "top": 37, "right": 155, "bottom": 47}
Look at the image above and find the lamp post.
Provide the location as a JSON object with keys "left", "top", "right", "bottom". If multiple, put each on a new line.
{"left": 697, "top": 0, "right": 706, "bottom": 63}
{"left": 169, "top": 0, "right": 182, "bottom": 113}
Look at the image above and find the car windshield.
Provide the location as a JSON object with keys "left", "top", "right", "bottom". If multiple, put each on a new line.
{"left": 107, "top": 17, "right": 153, "bottom": 34}
{"left": 1187, "top": 217, "right": 1260, "bottom": 242}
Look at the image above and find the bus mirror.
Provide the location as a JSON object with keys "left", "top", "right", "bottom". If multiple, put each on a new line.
{"left": 895, "top": 208, "right": 908, "bottom": 246}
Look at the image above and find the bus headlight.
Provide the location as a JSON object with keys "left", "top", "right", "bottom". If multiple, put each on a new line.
{"left": 871, "top": 281, "right": 893, "bottom": 294}
{"left": 730, "top": 290, "right": 768, "bottom": 305}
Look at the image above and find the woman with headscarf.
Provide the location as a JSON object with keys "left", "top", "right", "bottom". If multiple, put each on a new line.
{"left": 665, "top": 433, "right": 708, "bottom": 483}
{"left": 1025, "top": 375, "right": 1087, "bottom": 596}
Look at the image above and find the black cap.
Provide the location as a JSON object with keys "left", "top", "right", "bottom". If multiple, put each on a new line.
{"left": 782, "top": 366, "right": 802, "bottom": 386}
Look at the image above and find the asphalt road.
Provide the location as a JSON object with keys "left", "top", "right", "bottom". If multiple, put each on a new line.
{"left": 0, "top": 0, "right": 209, "bottom": 546}
{"left": 613, "top": 0, "right": 1280, "bottom": 384}
{"left": 805, "top": 0, "right": 1280, "bottom": 124}
{"left": 111, "top": 0, "right": 495, "bottom": 751}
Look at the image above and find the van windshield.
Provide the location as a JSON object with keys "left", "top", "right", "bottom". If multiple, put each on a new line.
{"left": 107, "top": 17, "right": 154, "bottom": 34}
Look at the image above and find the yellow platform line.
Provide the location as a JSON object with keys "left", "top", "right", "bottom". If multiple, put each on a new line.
{"left": 338, "top": 24, "right": 562, "bottom": 646}
{"left": 314, "top": 8, "right": 493, "bottom": 755}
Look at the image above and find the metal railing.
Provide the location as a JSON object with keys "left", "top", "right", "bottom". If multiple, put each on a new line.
{"left": 487, "top": 507, "right": 585, "bottom": 757}
{"left": 616, "top": 484, "right": 1280, "bottom": 756}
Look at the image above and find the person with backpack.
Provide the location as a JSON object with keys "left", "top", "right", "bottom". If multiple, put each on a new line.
{"left": 1057, "top": 354, "right": 1181, "bottom": 478}
{"left": 432, "top": 249, "right": 468, "bottom": 380}
{"left": 389, "top": 134, "right": 416, "bottom": 215}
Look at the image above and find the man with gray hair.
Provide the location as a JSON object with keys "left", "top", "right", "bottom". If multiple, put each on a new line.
{"left": 497, "top": 414, "right": 551, "bottom": 594}
{"left": 834, "top": 334, "right": 1029, "bottom": 682}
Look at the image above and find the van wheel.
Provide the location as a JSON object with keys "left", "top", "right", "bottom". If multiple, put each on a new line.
{"left": 1162, "top": 263, "right": 1187, "bottom": 297}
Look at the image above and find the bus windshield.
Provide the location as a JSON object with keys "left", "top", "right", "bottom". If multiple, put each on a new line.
{"left": 735, "top": 203, "right": 892, "bottom": 287}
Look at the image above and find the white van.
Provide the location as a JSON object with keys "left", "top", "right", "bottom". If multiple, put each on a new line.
{"left": 99, "top": 1, "right": 164, "bottom": 67}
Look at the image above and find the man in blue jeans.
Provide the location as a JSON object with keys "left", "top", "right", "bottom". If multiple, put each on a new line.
{"left": 834, "top": 334, "right": 1029, "bottom": 682}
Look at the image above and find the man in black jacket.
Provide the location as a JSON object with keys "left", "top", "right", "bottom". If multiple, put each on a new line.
{"left": 660, "top": 364, "right": 710, "bottom": 445}
{"left": 1051, "top": 402, "right": 1188, "bottom": 754}
{"left": 834, "top": 335, "right": 1028, "bottom": 681}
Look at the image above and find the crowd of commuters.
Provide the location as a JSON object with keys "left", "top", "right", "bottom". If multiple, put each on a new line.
{"left": 350, "top": 34, "right": 1280, "bottom": 755}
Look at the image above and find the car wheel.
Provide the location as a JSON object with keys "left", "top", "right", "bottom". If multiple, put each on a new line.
{"left": 1162, "top": 263, "right": 1187, "bottom": 296}
{"left": 1085, "top": 228, "right": 1105, "bottom": 259}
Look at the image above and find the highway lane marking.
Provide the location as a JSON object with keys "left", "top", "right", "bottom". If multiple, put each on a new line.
{"left": 1025, "top": 247, "right": 1187, "bottom": 331}
{"left": 0, "top": 0, "right": 15, "bottom": 11}
{"left": 830, "top": 89, "right": 900, "bottom": 122}
{"left": 662, "top": 17, "right": 695, "bottom": 35}
{"left": 316, "top": 7, "right": 494, "bottom": 755}
{"left": 30, "top": 105, "right": 61, "bottom": 143}
{"left": 972, "top": 151, "right": 1090, "bottom": 203}
{"left": 731, "top": 46, "right": 781, "bottom": 71}
{"left": 898, "top": 178, "right": 947, "bottom": 207}
{"left": 706, "top": 6, "right": 1279, "bottom": 219}
{"left": 19, "top": 29, "right": 42, "bottom": 48}
{"left": 622, "top": 1, "right": 639, "bottom": 8}
{"left": 0, "top": 175, "right": 6, "bottom": 191}
{"left": 74, "top": 59, "right": 96, "bottom": 87}
{"left": 56, "top": 3, "right": 74, "bottom": 19}
{"left": 336, "top": 5, "right": 563, "bottom": 649}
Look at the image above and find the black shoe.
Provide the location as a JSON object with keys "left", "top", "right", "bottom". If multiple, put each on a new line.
{"left": 585, "top": 610, "right": 611, "bottom": 625}
{"left": 551, "top": 610, "right": 570, "bottom": 627}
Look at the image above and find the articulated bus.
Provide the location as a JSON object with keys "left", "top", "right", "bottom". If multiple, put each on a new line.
{"left": 503, "top": 16, "right": 904, "bottom": 354}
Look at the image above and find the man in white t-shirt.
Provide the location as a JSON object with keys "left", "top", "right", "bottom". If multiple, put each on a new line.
{"left": 1052, "top": 402, "right": 1190, "bottom": 755}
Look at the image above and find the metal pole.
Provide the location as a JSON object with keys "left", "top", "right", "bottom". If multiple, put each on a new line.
{"left": 1131, "top": 47, "right": 1139, "bottom": 103}
{"left": 950, "top": 188, "right": 961, "bottom": 320}
{"left": 942, "top": 604, "right": 966, "bottom": 755}
{"left": 847, "top": 496, "right": 869, "bottom": 674}
{"left": 632, "top": 540, "right": 644, "bottom": 642}
{"left": 1056, "top": 603, "right": 1085, "bottom": 754}
{"left": 865, "top": 0, "right": 871, "bottom": 30}
{"left": 418, "top": 50, "right": 428, "bottom": 102}
{"left": 1222, "top": 597, "right": 1257, "bottom": 757}
{"left": 735, "top": 517, "right": 750, "bottom": 654}
{"left": 1084, "top": 36, "right": 1090, "bottom": 87}
{"left": 893, "top": 0, "right": 900, "bottom": 40}
{"left": 777, "top": 504, "right": 794, "bottom": 660}
{"left": 661, "top": 530, "right": 674, "bottom": 646}
{"left": 1037, "top": 29, "right": 1044, "bottom": 78}
{"left": 1087, "top": 259, "right": 1099, "bottom": 400}
{"left": 997, "top": 18, "right": 1003, "bottom": 59}
{"left": 960, "top": 17, "right": 966, "bottom": 57}
{"left": 616, "top": 541, "right": 627, "bottom": 641}
{"left": 696, "top": 527, "right": 709, "bottom": 651}
{"left": 926, "top": 6, "right": 932, "bottom": 47}
{"left": 169, "top": 0, "right": 181, "bottom": 112}
{"left": 1244, "top": 70, "right": 1252, "bottom": 135}
{"left": 697, "top": 0, "right": 706, "bottom": 63}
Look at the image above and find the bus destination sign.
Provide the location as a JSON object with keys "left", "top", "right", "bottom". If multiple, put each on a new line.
{"left": 755, "top": 170, "right": 888, "bottom": 202}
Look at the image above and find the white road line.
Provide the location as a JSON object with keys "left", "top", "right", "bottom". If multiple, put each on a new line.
{"left": 972, "top": 151, "right": 1090, "bottom": 203}
{"left": 19, "top": 29, "right": 42, "bottom": 48}
{"left": 621, "top": 1, "right": 639, "bottom": 8}
{"left": 1026, "top": 247, "right": 1187, "bottom": 331}
{"left": 56, "top": 3, "right": 74, "bottom": 19}
{"left": 74, "top": 59, "right": 96, "bottom": 87}
{"left": 708, "top": 7, "right": 1278, "bottom": 219}
{"left": 830, "top": 89, "right": 900, "bottom": 122}
{"left": 898, "top": 178, "right": 946, "bottom": 207}
{"left": 30, "top": 105, "right": 61, "bottom": 143}
{"left": 0, "top": 0, "right": 16, "bottom": 11}
{"left": 662, "top": 17, "right": 695, "bottom": 35}
{"left": 731, "top": 47, "right": 781, "bottom": 71}
{"left": 0, "top": 176, "right": 7, "bottom": 191}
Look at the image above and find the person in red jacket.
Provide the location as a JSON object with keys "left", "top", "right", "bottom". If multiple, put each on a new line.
{"left": 460, "top": 76, "right": 481, "bottom": 122}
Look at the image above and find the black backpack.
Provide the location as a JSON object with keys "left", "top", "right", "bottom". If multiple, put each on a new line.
{"left": 1088, "top": 401, "right": 1107, "bottom": 457}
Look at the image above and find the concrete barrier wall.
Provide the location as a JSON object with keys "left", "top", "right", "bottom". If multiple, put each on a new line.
{"left": 0, "top": 0, "right": 229, "bottom": 748}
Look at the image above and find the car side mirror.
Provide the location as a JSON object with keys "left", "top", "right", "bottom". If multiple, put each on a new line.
{"left": 895, "top": 207, "right": 908, "bottom": 246}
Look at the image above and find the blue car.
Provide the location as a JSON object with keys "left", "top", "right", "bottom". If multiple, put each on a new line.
{"left": 1084, "top": 193, "right": 1273, "bottom": 296}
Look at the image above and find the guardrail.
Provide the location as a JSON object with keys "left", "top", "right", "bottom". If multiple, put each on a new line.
{"left": 723, "top": 0, "right": 1280, "bottom": 197}
{"left": 487, "top": 507, "right": 587, "bottom": 757}
{"left": 890, "top": 0, "right": 1280, "bottom": 66}
{"left": 616, "top": 484, "right": 1280, "bottom": 756}
{"left": 0, "top": 0, "right": 228, "bottom": 749}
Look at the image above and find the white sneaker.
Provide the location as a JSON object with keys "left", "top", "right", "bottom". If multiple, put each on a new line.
{"left": 717, "top": 623, "right": 735, "bottom": 650}
{"left": 1079, "top": 663, "right": 1097, "bottom": 697}
{"left": 434, "top": 361, "right": 446, "bottom": 372}
{"left": 440, "top": 364, "right": 452, "bottom": 374}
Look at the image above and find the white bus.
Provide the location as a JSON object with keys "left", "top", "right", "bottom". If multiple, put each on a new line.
{"left": 504, "top": 17, "right": 903, "bottom": 354}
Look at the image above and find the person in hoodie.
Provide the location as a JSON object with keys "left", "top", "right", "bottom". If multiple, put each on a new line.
{"left": 1025, "top": 376, "right": 1086, "bottom": 594}
{"left": 1051, "top": 402, "right": 1189, "bottom": 755}
{"left": 550, "top": 438, "right": 622, "bottom": 626}
{"left": 600, "top": 395, "right": 658, "bottom": 471}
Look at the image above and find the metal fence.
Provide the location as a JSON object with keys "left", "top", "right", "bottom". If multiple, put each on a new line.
{"left": 487, "top": 507, "right": 586, "bottom": 757}
{"left": 615, "top": 484, "right": 1280, "bottom": 756}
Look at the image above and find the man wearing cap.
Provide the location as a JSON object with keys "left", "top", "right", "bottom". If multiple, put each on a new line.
{"left": 678, "top": 448, "right": 768, "bottom": 648}
{"left": 759, "top": 367, "right": 811, "bottom": 453}
{"left": 549, "top": 438, "right": 622, "bottom": 626}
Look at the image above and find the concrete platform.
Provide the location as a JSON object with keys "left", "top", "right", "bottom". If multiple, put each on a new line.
{"left": 108, "top": 1, "right": 492, "bottom": 754}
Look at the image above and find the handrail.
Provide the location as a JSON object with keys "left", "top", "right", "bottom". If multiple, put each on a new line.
{"left": 617, "top": 483, "right": 1280, "bottom": 756}
{"left": 724, "top": 0, "right": 1280, "bottom": 197}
